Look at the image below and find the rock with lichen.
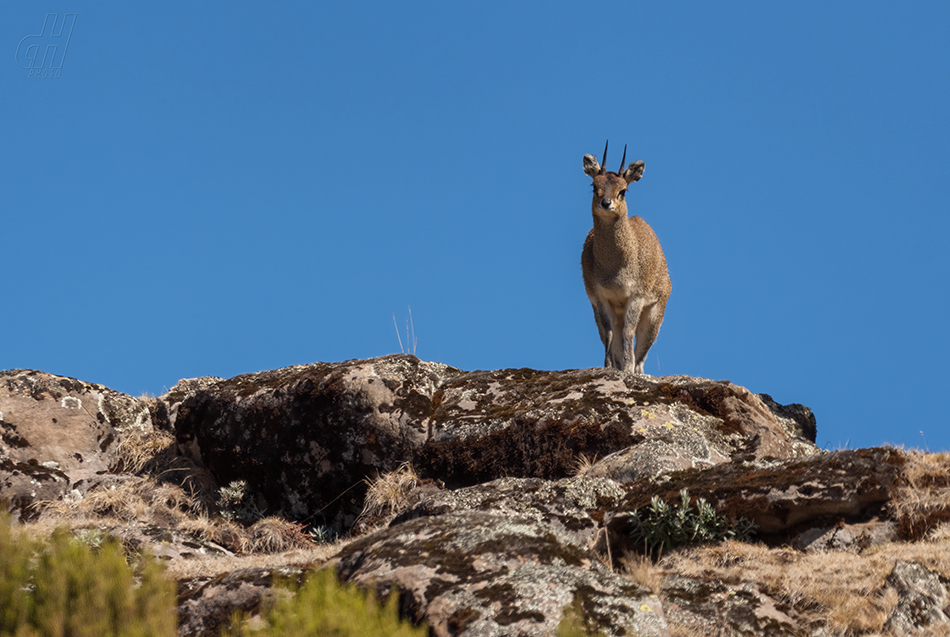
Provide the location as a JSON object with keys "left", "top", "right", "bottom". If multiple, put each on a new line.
{"left": 20, "top": 357, "right": 950, "bottom": 636}
{"left": 169, "top": 355, "right": 819, "bottom": 532}
{"left": 0, "top": 369, "right": 155, "bottom": 520}
{"left": 329, "top": 511, "right": 668, "bottom": 637}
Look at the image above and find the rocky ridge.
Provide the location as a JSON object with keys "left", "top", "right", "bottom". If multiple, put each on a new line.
{"left": 3, "top": 356, "right": 950, "bottom": 636}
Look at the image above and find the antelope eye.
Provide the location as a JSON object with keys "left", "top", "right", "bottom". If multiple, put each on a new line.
{"left": 619, "top": 189, "right": 627, "bottom": 200}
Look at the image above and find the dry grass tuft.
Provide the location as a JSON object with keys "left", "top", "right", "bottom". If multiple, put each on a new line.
{"left": 33, "top": 474, "right": 324, "bottom": 560}
{"left": 825, "top": 586, "right": 898, "bottom": 634}
{"left": 360, "top": 462, "right": 419, "bottom": 520}
{"left": 928, "top": 521, "right": 950, "bottom": 543}
{"left": 38, "top": 476, "right": 200, "bottom": 525}
{"left": 175, "top": 514, "right": 251, "bottom": 554}
{"left": 620, "top": 552, "right": 662, "bottom": 593}
{"left": 113, "top": 421, "right": 175, "bottom": 475}
{"left": 890, "top": 449, "right": 950, "bottom": 540}
{"left": 571, "top": 453, "right": 598, "bottom": 477}
{"left": 657, "top": 539, "right": 950, "bottom": 634}
{"left": 248, "top": 517, "right": 312, "bottom": 554}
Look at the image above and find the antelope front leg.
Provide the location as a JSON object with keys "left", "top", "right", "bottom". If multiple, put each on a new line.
{"left": 623, "top": 301, "right": 646, "bottom": 374}
{"left": 590, "top": 302, "right": 614, "bottom": 368}
{"left": 608, "top": 308, "right": 628, "bottom": 371}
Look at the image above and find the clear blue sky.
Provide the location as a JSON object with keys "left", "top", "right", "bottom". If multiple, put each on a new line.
{"left": 3, "top": 3, "right": 949, "bottom": 452}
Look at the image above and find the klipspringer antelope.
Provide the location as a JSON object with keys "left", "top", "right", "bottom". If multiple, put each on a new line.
{"left": 581, "top": 141, "right": 671, "bottom": 374}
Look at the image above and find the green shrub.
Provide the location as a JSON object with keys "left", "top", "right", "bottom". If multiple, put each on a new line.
{"left": 0, "top": 514, "right": 176, "bottom": 637}
{"left": 216, "top": 480, "right": 265, "bottom": 525}
{"left": 628, "top": 489, "right": 757, "bottom": 560}
{"left": 306, "top": 525, "right": 337, "bottom": 544}
{"left": 224, "top": 568, "right": 427, "bottom": 637}
{"left": 0, "top": 516, "right": 33, "bottom": 635}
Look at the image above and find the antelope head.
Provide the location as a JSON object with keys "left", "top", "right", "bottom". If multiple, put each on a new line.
{"left": 582, "top": 141, "right": 645, "bottom": 219}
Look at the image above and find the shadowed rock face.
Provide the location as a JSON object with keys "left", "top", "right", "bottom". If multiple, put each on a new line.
{"left": 168, "top": 355, "right": 819, "bottom": 530}
{"left": 170, "top": 357, "right": 458, "bottom": 529}
{"left": 0, "top": 369, "right": 151, "bottom": 520}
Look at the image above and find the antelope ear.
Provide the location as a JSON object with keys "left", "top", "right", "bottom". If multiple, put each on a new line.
{"left": 623, "top": 160, "right": 645, "bottom": 184}
{"left": 583, "top": 154, "right": 602, "bottom": 177}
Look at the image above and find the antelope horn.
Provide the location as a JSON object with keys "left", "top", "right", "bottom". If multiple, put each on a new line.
{"left": 600, "top": 140, "right": 608, "bottom": 174}
{"left": 619, "top": 144, "right": 627, "bottom": 173}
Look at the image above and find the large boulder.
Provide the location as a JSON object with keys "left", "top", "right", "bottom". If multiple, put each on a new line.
{"left": 0, "top": 369, "right": 152, "bottom": 520}
{"left": 169, "top": 355, "right": 819, "bottom": 530}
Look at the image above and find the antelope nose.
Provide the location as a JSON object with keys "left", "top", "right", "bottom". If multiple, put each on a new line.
{"left": 600, "top": 199, "right": 612, "bottom": 209}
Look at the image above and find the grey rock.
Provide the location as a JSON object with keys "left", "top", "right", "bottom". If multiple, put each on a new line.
{"left": 758, "top": 393, "right": 817, "bottom": 445}
{"left": 0, "top": 369, "right": 152, "bottom": 520}
{"left": 393, "top": 475, "right": 627, "bottom": 549}
{"left": 177, "top": 566, "right": 306, "bottom": 637}
{"left": 330, "top": 511, "right": 669, "bottom": 637}
{"left": 661, "top": 575, "right": 805, "bottom": 636}
{"left": 795, "top": 517, "right": 899, "bottom": 552}
{"left": 113, "top": 522, "right": 235, "bottom": 562}
{"left": 885, "top": 561, "right": 950, "bottom": 635}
